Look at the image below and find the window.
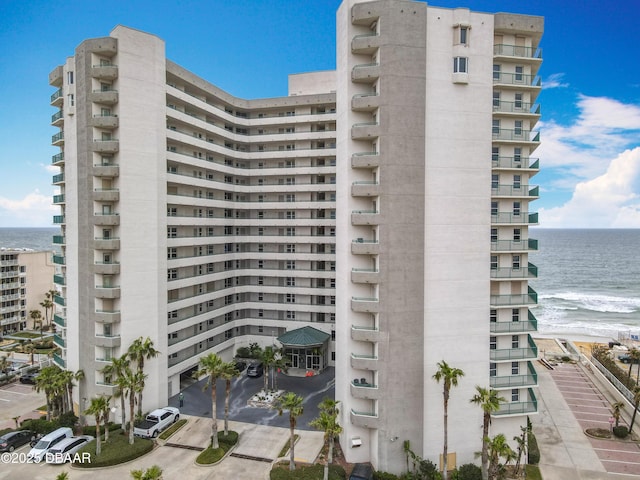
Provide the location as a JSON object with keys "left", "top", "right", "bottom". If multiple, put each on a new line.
{"left": 513, "top": 228, "right": 521, "bottom": 241}
{"left": 167, "top": 227, "right": 177, "bottom": 238}
{"left": 490, "top": 362, "right": 497, "bottom": 377}
{"left": 514, "top": 120, "right": 523, "bottom": 136}
{"left": 490, "top": 255, "right": 498, "bottom": 270}
{"left": 515, "top": 92, "right": 523, "bottom": 109}
{"left": 493, "top": 91, "right": 500, "bottom": 108}
{"left": 514, "top": 147, "right": 522, "bottom": 164}
{"left": 513, "top": 201, "right": 521, "bottom": 216}
{"left": 286, "top": 294, "right": 295, "bottom": 303}
{"left": 491, "top": 201, "right": 498, "bottom": 216}
{"left": 168, "top": 248, "right": 177, "bottom": 259}
{"left": 491, "top": 228, "right": 498, "bottom": 242}
{"left": 459, "top": 26, "right": 469, "bottom": 45}
{"left": 258, "top": 276, "right": 264, "bottom": 285}
{"left": 286, "top": 277, "right": 295, "bottom": 287}
{"left": 258, "top": 243, "right": 264, "bottom": 252}
{"left": 493, "top": 64, "right": 501, "bottom": 81}
{"left": 286, "top": 194, "right": 295, "bottom": 202}
{"left": 258, "top": 260, "right": 264, "bottom": 269}
{"left": 286, "top": 244, "right": 295, "bottom": 253}
{"left": 258, "top": 211, "right": 264, "bottom": 219}
{"left": 286, "top": 227, "right": 296, "bottom": 236}
{"left": 515, "top": 65, "right": 524, "bottom": 82}
{"left": 491, "top": 174, "right": 499, "bottom": 189}
{"left": 258, "top": 309, "right": 264, "bottom": 318}
{"left": 512, "top": 255, "right": 521, "bottom": 269}
{"left": 67, "top": 71, "right": 74, "bottom": 84}
{"left": 490, "top": 336, "right": 497, "bottom": 350}
{"left": 490, "top": 309, "right": 497, "bottom": 323}
{"left": 168, "top": 269, "right": 177, "bottom": 280}
{"left": 512, "top": 309, "right": 520, "bottom": 322}
{"left": 286, "top": 211, "right": 296, "bottom": 220}
{"left": 511, "top": 389, "right": 519, "bottom": 402}
{"left": 287, "top": 310, "right": 296, "bottom": 319}
{"left": 453, "top": 57, "right": 468, "bottom": 73}
{"left": 492, "top": 119, "right": 500, "bottom": 135}
{"left": 512, "top": 362, "right": 519, "bottom": 375}
{"left": 286, "top": 260, "right": 296, "bottom": 270}
{"left": 512, "top": 335, "right": 519, "bottom": 348}
{"left": 492, "top": 147, "right": 499, "bottom": 162}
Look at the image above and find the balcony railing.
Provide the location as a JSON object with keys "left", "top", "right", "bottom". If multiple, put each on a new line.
{"left": 490, "top": 262, "right": 538, "bottom": 279}
{"left": 490, "top": 286, "right": 538, "bottom": 307}
{"left": 493, "top": 101, "right": 540, "bottom": 115}
{"left": 494, "top": 44, "right": 542, "bottom": 59}
{"left": 492, "top": 129, "right": 540, "bottom": 142}
{"left": 52, "top": 173, "right": 65, "bottom": 183}
{"left": 53, "top": 274, "right": 65, "bottom": 285}
{"left": 52, "top": 255, "right": 65, "bottom": 265}
{"left": 53, "top": 314, "right": 65, "bottom": 327}
{"left": 53, "top": 334, "right": 66, "bottom": 348}
{"left": 491, "top": 212, "right": 538, "bottom": 224}
{"left": 52, "top": 131, "right": 64, "bottom": 143}
{"left": 53, "top": 215, "right": 65, "bottom": 224}
{"left": 492, "top": 184, "right": 539, "bottom": 197}
{"left": 51, "top": 152, "right": 64, "bottom": 165}
{"left": 492, "top": 156, "right": 539, "bottom": 170}
{"left": 53, "top": 194, "right": 65, "bottom": 204}
{"left": 53, "top": 352, "right": 66, "bottom": 368}
{"left": 490, "top": 238, "right": 538, "bottom": 252}
{"left": 490, "top": 362, "right": 537, "bottom": 388}
{"left": 490, "top": 312, "right": 538, "bottom": 334}
{"left": 493, "top": 388, "right": 538, "bottom": 416}
{"left": 53, "top": 235, "right": 65, "bottom": 245}
{"left": 50, "top": 88, "right": 63, "bottom": 103}
{"left": 490, "top": 335, "right": 538, "bottom": 361}
{"left": 54, "top": 295, "right": 65, "bottom": 306}
{"left": 51, "top": 110, "right": 63, "bottom": 123}
{"left": 493, "top": 73, "right": 541, "bottom": 87}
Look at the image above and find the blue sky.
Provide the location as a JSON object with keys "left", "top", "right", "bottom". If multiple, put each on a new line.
{"left": 1, "top": 0, "right": 639, "bottom": 228}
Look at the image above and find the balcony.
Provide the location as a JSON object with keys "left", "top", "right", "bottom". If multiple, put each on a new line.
{"left": 351, "top": 33, "right": 381, "bottom": 54}
{"left": 53, "top": 352, "right": 66, "bottom": 368}
{"left": 351, "top": 181, "right": 380, "bottom": 197}
{"left": 490, "top": 336, "right": 538, "bottom": 361}
{"left": 94, "top": 310, "right": 121, "bottom": 323}
{"left": 351, "top": 122, "right": 380, "bottom": 140}
{"left": 350, "top": 353, "right": 378, "bottom": 370}
{"left": 91, "top": 114, "right": 119, "bottom": 129}
{"left": 352, "top": 92, "right": 381, "bottom": 112}
{"left": 94, "top": 237, "right": 120, "bottom": 250}
{"left": 52, "top": 173, "right": 65, "bottom": 184}
{"left": 94, "top": 262, "right": 120, "bottom": 275}
{"left": 351, "top": 210, "right": 379, "bottom": 226}
{"left": 95, "top": 285, "right": 121, "bottom": 299}
{"left": 50, "top": 88, "right": 63, "bottom": 106}
{"left": 51, "top": 110, "right": 64, "bottom": 126}
{"left": 93, "top": 213, "right": 120, "bottom": 226}
{"left": 351, "top": 297, "right": 379, "bottom": 313}
{"left": 92, "top": 164, "right": 119, "bottom": 177}
{"left": 351, "top": 325, "right": 383, "bottom": 343}
{"left": 493, "top": 388, "right": 537, "bottom": 416}
{"left": 351, "top": 239, "right": 380, "bottom": 255}
{"left": 490, "top": 287, "right": 538, "bottom": 307}
{"left": 350, "top": 409, "right": 380, "bottom": 428}
{"left": 492, "top": 129, "right": 540, "bottom": 143}
{"left": 53, "top": 215, "right": 65, "bottom": 225}
{"left": 493, "top": 101, "right": 540, "bottom": 116}
{"left": 51, "top": 152, "right": 64, "bottom": 165}
{"left": 53, "top": 334, "right": 66, "bottom": 348}
{"left": 91, "top": 64, "right": 118, "bottom": 80}
{"left": 53, "top": 194, "right": 65, "bottom": 204}
{"left": 490, "top": 262, "right": 538, "bottom": 279}
{"left": 92, "top": 139, "right": 119, "bottom": 153}
{"left": 351, "top": 152, "right": 380, "bottom": 169}
{"left": 52, "top": 255, "right": 65, "bottom": 265}
{"left": 493, "top": 73, "right": 541, "bottom": 88}
{"left": 53, "top": 314, "right": 65, "bottom": 328}
{"left": 351, "top": 63, "right": 380, "bottom": 83}
{"left": 490, "top": 311, "right": 538, "bottom": 334}
{"left": 54, "top": 294, "right": 65, "bottom": 306}
{"left": 494, "top": 44, "right": 542, "bottom": 60}
{"left": 492, "top": 184, "right": 538, "bottom": 198}
{"left": 94, "top": 333, "right": 121, "bottom": 348}
{"left": 492, "top": 156, "right": 539, "bottom": 171}
{"left": 93, "top": 188, "right": 119, "bottom": 202}
{"left": 53, "top": 274, "right": 65, "bottom": 285}
{"left": 52, "top": 131, "right": 64, "bottom": 146}
{"left": 89, "top": 89, "right": 118, "bottom": 105}
{"left": 490, "top": 362, "right": 538, "bottom": 389}
{"left": 351, "top": 268, "right": 379, "bottom": 284}
{"left": 351, "top": 380, "right": 382, "bottom": 400}
{"left": 491, "top": 212, "right": 538, "bottom": 225}
{"left": 491, "top": 238, "right": 538, "bottom": 252}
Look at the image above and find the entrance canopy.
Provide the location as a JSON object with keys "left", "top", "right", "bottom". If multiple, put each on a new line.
{"left": 277, "top": 326, "right": 331, "bottom": 373}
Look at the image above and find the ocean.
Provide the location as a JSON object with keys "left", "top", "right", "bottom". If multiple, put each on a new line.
{"left": 1, "top": 227, "right": 638, "bottom": 340}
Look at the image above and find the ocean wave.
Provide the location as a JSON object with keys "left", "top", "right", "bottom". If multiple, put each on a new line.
{"left": 539, "top": 292, "right": 640, "bottom": 314}
{"left": 537, "top": 319, "right": 640, "bottom": 339}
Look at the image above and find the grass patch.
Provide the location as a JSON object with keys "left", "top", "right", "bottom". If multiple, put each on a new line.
{"left": 525, "top": 464, "right": 542, "bottom": 480}
{"left": 195, "top": 431, "right": 238, "bottom": 465}
{"left": 158, "top": 418, "right": 187, "bottom": 440}
{"left": 10, "top": 332, "right": 42, "bottom": 339}
{"left": 278, "top": 434, "right": 300, "bottom": 458}
{"left": 270, "top": 464, "right": 346, "bottom": 479}
{"left": 76, "top": 429, "right": 153, "bottom": 468}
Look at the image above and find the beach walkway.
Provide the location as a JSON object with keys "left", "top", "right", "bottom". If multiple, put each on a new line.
{"left": 534, "top": 359, "right": 640, "bottom": 479}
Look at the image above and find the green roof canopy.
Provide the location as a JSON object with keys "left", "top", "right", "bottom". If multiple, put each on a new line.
{"left": 277, "top": 326, "right": 330, "bottom": 347}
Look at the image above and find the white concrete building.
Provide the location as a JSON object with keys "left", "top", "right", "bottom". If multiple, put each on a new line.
{"left": 50, "top": 0, "right": 542, "bottom": 474}
{"left": 0, "top": 250, "right": 54, "bottom": 335}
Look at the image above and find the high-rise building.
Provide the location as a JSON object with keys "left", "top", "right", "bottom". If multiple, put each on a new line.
{"left": 49, "top": 0, "right": 541, "bottom": 474}
{"left": 0, "top": 249, "right": 54, "bottom": 336}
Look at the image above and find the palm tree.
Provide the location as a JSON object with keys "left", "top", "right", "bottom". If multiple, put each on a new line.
{"left": 40, "top": 297, "right": 53, "bottom": 329}
{"left": 261, "top": 346, "right": 276, "bottom": 393}
{"left": 24, "top": 342, "right": 35, "bottom": 365}
{"left": 513, "top": 424, "right": 529, "bottom": 476}
{"left": 470, "top": 386, "right": 505, "bottom": 480}
{"left": 35, "top": 365, "right": 61, "bottom": 420}
{"left": 55, "top": 473, "right": 69, "bottom": 480}
{"left": 198, "top": 353, "right": 226, "bottom": 449}
{"left": 67, "top": 369, "right": 84, "bottom": 414}
{"left": 128, "top": 337, "right": 160, "bottom": 417}
{"left": 0, "top": 356, "right": 9, "bottom": 375}
{"left": 432, "top": 360, "right": 464, "bottom": 480}
{"left": 487, "top": 434, "right": 516, "bottom": 479}
{"left": 85, "top": 395, "right": 110, "bottom": 455}
{"left": 627, "top": 348, "right": 640, "bottom": 379}
{"left": 130, "top": 464, "right": 163, "bottom": 480}
{"left": 29, "top": 310, "right": 43, "bottom": 336}
{"left": 309, "top": 398, "right": 342, "bottom": 480}
{"left": 220, "top": 361, "right": 240, "bottom": 436}
{"left": 276, "top": 391, "right": 304, "bottom": 471}
{"left": 121, "top": 367, "right": 146, "bottom": 445}
{"left": 612, "top": 401, "right": 625, "bottom": 427}
{"left": 629, "top": 386, "right": 640, "bottom": 431}
{"left": 102, "top": 354, "right": 130, "bottom": 430}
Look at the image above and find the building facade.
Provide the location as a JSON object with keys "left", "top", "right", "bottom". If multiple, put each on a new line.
{"left": 0, "top": 250, "right": 54, "bottom": 336}
{"left": 50, "top": 0, "right": 542, "bottom": 474}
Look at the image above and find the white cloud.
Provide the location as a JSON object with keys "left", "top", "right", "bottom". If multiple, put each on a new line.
{"left": 542, "top": 73, "right": 569, "bottom": 90}
{"left": 539, "top": 147, "right": 640, "bottom": 228}
{"left": 0, "top": 190, "right": 56, "bottom": 227}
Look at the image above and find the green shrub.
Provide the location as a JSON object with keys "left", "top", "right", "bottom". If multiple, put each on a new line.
{"left": 58, "top": 411, "right": 78, "bottom": 428}
{"left": 218, "top": 430, "right": 238, "bottom": 446}
{"left": 158, "top": 418, "right": 187, "bottom": 440}
{"left": 528, "top": 430, "right": 540, "bottom": 465}
{"left": 613, "top": 426, "right": 628, "bottom": 438}
{"left": 196, "top": 430, "right": 238, "bottom": 465}
{"left": 456, "top": 463, "right": 482, "bottom": 480}
{"left": 525, "top": 464, "right": 542, "bottom": 480}
{"left": 81, "top": 422, "right": 120, "bottom": 436}
{"left": 374, "top": 472, "right": 400, "bottom": 480}
{"left": 270, "top": 464, "right": 346, "bottom": 479}
{"left": 76, "top": 428, "right": 153, "bottom": 468}
{"left": 20, "top": 418, "right": 57, "bottom": 435}
{"left": 592, "top": 346, "right": 637, "bottom": 391}
{"left": 236, "top": 347, "right": 251, "bottom": 358}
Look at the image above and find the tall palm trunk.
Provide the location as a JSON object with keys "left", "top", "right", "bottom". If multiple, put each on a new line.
{"left": 95, "top": 419, "right": 102, "bottom": 456}
{"left": 120, "top": 394, "right": 127, "bottom": 431}
{"left": 224, "top": 378, "right": 231, "bottom": 436}
{"left": 137, "top": 358, "right": 145, "bottom": 418}
{"left": 211, "top": 378, "right": 219, "bottom": 449}
{"left": 443, "top": 388, "right": 449, "bottom": 480}
{"left": 289, "top": 415, "right": 296, "bottom": 471}
{"left": 481, "top": 412, "right": 490, "bottom": 480}
{"left": 129, "top": 390, "right": 136, "bottom": 445}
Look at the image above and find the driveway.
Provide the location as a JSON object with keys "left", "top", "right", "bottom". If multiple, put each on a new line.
{"left": 169, "top": 367, "right": 335, "bottom": 430}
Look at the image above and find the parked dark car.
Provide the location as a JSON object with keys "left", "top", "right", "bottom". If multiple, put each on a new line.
{"left": 618, "top": 353, "right": 640, "bottom": 364}
{"left": 349, "top": 463, "right": 374, "bottom": 480}
{"left": 0, "top": 430, "right": 36, "bottom": 452}
{"left": 234, "top": 360, "right": 247, "bottom": 372}
{"left": 247, "top": 362, "right": 264, "bottom": 377}
{"left": 19, "top": 372, "right": 39, "bottom": 384}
